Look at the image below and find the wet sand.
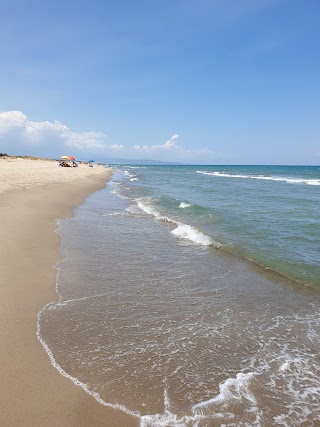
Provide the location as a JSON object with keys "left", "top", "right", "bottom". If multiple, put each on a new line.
{"left": 0, "top": 159, "right": 138, "bottom": 426}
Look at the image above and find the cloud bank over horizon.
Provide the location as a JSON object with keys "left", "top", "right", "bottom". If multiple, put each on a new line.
{"left": 0, "top": 111, "right": 123, "bottom": 158}
{"left": 0, "top": 111, "right": 217, "bottom": 163}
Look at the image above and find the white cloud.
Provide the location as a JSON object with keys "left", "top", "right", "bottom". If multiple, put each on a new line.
{"left": 0, "top": 111, "right": 122, "bottom": 158}
{"left": 133, "top": 134, "right": 217, "bottom": 163}
{"left": 0, "top": 112, "right": 217, "bottom": 163}
{"left": 134, "top": 134, "right": 180, "bottom": 152}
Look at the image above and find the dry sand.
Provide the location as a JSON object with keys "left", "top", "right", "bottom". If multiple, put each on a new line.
{"left": 0, "top": 159, "right": 138, "bottom": 426}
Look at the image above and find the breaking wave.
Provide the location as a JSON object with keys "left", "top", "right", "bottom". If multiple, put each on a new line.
{"left": 179, "top": 202, "right": 192, "bottom": 208}
{"left": 196, "top": 171, "right": 320, "bottom": 186}
{"left": 137, "top": 199, "right": 221, "bottom": 248}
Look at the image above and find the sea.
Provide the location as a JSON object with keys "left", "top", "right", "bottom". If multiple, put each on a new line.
{"left": 38, "top": 165, "right": 320, "bottom": 426}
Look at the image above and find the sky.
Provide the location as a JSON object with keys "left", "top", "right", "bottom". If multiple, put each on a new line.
{"left": 0, "top": 0, "right": 319, "bottom": 164}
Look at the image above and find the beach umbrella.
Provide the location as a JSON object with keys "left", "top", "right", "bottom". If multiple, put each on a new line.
{"left": 68, "top": 156, "right": 76, "bottom": 160}
{"left": 60, "top": 155, "right": 70, "bottom": 159}
{"left": 88, "top": 160, "right": 95, "bottom": 162}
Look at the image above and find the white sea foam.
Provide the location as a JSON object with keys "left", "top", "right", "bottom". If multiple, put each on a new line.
{"left": 137, "top": 199, "right": 220, "bottom": 248}
{"left": 172, "top": 223, "right": 218, "bottom": 247}
{"left": 141, "top": 372, "right": 259, "bottom": 426}
{"left": 125, "top": 171, "right": 139, "bottom": 182}
{"left": 140, "top": 412, "right": 206, "bottom": 427}
{"left": 140, "top": 383, "right": 207, "bottom": 427}
{"left": 179, "top": 202, "right": 192, "bottom": 209}
{"left": 37, "top": 221, "right": 140, "bottom": 421}
{"left": 192, "top": 372, "right": 256, "bottom": 410}
{"left": 191, "top": 372, "right": 263, "bottom": 427}
{"left": 110, "top": 186, "right": 130, "bottom": 200}
{"left": 123, "top": 170, "right": 138, "bottom": 181}
{"left": 126, "top": 204, "right": 143, "bottom": 215}
{"left": 196, "top": 170, "right": 320, "bottom": 186}
{"left": 137, "top": 199, "right": 178, "bottom": 225}
{"left": 37, "top": 312, "right": 140, "bottom": 419}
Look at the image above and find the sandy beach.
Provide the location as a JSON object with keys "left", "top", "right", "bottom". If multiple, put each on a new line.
{"left": 0, "top": 159, "right": 138, "bottom": 426}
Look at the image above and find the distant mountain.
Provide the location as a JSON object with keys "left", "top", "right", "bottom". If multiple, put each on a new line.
{"left": 98, "top": 158, "right": 183, "bottom": 165}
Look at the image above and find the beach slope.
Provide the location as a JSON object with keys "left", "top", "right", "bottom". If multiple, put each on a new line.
{"left": 0, "top": 159, "right": 137, "bottom": 426}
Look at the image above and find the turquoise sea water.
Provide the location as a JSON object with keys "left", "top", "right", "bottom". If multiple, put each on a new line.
{"left": 120, "top": 165, "right": 320, "bottom": 287}
{"left": 38, "top": 165, "right": 320, "bottom": 426}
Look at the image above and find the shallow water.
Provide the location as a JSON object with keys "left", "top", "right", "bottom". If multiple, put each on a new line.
{"left": 38, "top": 169, "right": 320, "bottom": 426}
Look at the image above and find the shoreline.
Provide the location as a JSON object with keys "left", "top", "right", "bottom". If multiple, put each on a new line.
{"left": 0, "top": 160, "right": 138, "bottom": 426}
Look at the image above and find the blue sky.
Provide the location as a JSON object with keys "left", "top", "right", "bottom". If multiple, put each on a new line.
{"left": 0, "top": 0, "right": 319, "bottom": 164}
